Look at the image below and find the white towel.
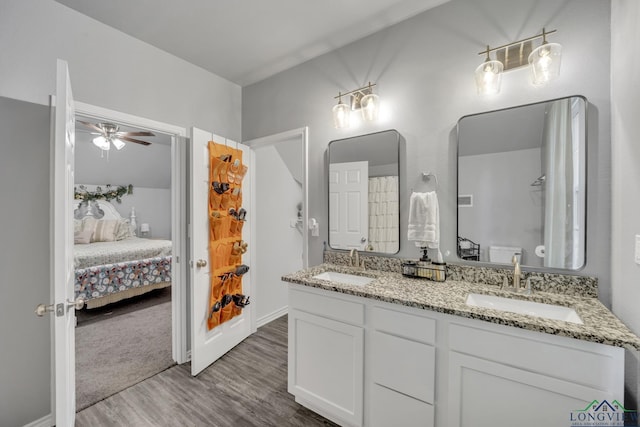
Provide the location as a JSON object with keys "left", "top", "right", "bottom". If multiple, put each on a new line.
{"left": 407, "top": 191, "right": 439, "bottom": 249}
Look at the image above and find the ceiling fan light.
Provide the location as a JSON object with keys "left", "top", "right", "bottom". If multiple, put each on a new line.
{"left": 112, "top": 138, "right": 126, "bottom": 150}
{"left": 92, "top": 136, "right": 110, "bottom": 151}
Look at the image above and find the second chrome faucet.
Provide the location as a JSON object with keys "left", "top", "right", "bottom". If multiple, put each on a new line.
{"left": 349, "top": 249, "right": 366, "bottom": 270}
{"left": 501, "top": 254, "right": 531, "bottom": 294}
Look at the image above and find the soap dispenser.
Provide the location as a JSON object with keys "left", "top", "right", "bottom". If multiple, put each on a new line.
{"left": 417, "top": 247, "right": 432, "bottom": 279}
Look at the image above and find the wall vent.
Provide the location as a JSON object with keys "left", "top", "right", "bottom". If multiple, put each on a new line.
{"left": 458, "top": 195, "right": 473, "bottom": 207}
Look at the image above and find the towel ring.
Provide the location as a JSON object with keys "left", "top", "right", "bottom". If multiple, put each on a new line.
{"left": 422, "top": 172, "right": 439, "bottom": 190}
{"left": 411, "top": 172, "right": 438, "bottom": 193}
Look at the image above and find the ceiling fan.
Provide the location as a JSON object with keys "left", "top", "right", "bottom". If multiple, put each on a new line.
{"left": 78, "top": 120, "right": 155, "bottom": 151}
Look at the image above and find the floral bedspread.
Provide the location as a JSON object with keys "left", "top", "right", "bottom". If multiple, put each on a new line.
{"left": 75, "top": 256, "right": 172, "bottom": 302}
{"left": 74, "top": 237, "right": 172, "bottom": 269}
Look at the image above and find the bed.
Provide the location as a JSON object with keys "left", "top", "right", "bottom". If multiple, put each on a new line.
{"left": 73, "top": 200, "right": 172, "bottom": 309}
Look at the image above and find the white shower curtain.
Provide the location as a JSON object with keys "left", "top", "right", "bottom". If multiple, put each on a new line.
{"left": 368, "top": 176, "right": 399, "bottom": 253}
{"left": 543, "top": 99, "right": 576, "bottom": 268}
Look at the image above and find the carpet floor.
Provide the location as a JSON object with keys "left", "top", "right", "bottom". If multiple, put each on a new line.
{"left": 75, "top": 299, "right": 175, "bottom": 411}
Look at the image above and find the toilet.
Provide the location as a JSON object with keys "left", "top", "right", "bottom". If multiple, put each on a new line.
{"left": 489, "top": 246, "right": 522, "bottom": 264}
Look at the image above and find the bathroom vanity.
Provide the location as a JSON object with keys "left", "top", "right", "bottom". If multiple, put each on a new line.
{"left": 283, "top": 262, "right": 639, "bottom": 427}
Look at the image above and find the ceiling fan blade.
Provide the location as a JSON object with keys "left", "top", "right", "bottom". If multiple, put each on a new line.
{"left": 116, "top": 131, "right": 155, "bottom": 137}
{"left": 77, "top": 120, "right": 104, "bottom": 133}
{"left": 119, "top": 136, "right": 152, "bottom": 146}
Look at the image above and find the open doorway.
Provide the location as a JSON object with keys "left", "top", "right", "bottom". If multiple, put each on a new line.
{"left": 71, "top": 104, "right": 187, "bottom": 410}
{"left": 246, "top": 128, "right": 308, "bottom": 326}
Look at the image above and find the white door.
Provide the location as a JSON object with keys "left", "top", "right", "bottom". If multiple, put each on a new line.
{"left": 329, "top": 161, "right": 369, "bottom": 250}
{"left": 190, "top": 128, "right": 253, "bottom": 376}
{"left": 52, "top": 59, "right": 79, "bottom": 426}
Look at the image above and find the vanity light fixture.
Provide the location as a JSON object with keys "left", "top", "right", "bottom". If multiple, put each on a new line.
{"left": 528, "top": 29, "right": 562, "bottom": 85}
{"left": 332, "top": 82, "right": 379, "bottom": 128}
{"left": 475, "top": 28, "right": 561, "bottom": 94}
{"left": 332, "top": 92, "right": 351, "bottom": 129}
{"left": 475, "top": 46, "right": 504, "bottom": 95}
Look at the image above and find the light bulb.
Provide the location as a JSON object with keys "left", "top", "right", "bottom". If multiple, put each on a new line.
{"left": 360, "top": 93, "right": 380, "bottom": 121}
{"left": 332, "top": 101, "right": 351, "bottom": 129}
{"left": 529, "top": 42, "right": 562, "bottom": 85}
{"left": 92, "top": 136, "right": 110, "bottom": 150}
{"left": 475, "top": 60, "right": 503, "bottom": 95}
{"left": 112, "top": 138, "right": 126, "bottom": 150}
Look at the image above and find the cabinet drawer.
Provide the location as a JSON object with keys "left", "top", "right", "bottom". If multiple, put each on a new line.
{"left": 449, "top": 322, "right": 624, "bottom": 392}
{"left": 371, "top": 331, "right": 435, "bottom": 403}
{"left": 370, "top": 384, "right": 434, "bottom": 427}
{"left": 371, "top": 306, "right": 436, "bottom": 344}
{"left": 289, "top": 287, "right": 365, "bottom": 325}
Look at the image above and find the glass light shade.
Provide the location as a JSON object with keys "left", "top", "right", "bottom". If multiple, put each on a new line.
{"left": 332, "top": 102, "right": 351, "bottom": 129}
{"left": 112, "top": 138, "right": 126, "bottom": 150}
{"left": 475, "top": 60, "right": 503, "bottom": 95}
{"left": 92, "top": 136, "right": 110, "bottom": 150}
{"left": 360, "top": 93, "right": 380, "bottom": 121}
{"left": 528, "top": 42, "right": 562, "bottom": 85}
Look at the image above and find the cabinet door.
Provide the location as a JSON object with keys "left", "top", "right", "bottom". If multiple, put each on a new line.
{"left": 289, "top": 309, "right": 364, "bottom": 426}
{"left": 448, "top": 352, "right": 613, "bottom": 427}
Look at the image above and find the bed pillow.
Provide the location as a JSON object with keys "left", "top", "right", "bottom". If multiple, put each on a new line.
{"left": 91, "top": 219, "right": 119, "bottom": 242}
{"left": 81, "top": 217, "right": 97, "bottom": 236}
{"left": 74, "top": 230, "right": 92, "bottom": 244}
{"left": 74, "top": 219, "right": 83, "bottom": 233}
{"left": 115, "top": 218, "right": 133, "bottom": 241}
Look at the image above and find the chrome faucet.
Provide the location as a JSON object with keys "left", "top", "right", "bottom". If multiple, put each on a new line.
{"left": 501, "top": 254, "right": 523, "bottom": 292}
{"left": 512, "top": 254, "right": 521, "bottom": 290}
{"left": 349, "top": 249, "right": 365, "bottom": 270}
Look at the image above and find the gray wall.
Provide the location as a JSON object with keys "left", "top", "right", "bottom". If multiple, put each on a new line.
{"left": 0, "top": 0, "right": 242, "bottom": 424}
{"left": 611, "top": 0, "right": 640, "bottom": 410}
{"left": 459, "top": 148, "right": 543, "bottom": 266}
{"left": 75, "top": 136, "right": 173, "bottom": 239}
{"left": 0, "top": 98, "right": 51, "bottom": 427}
{"left": 0, "top": 0, "right": 241, "bottom": 141}
{"left": 243, "top": 0, "right": 612, "bottom": 306}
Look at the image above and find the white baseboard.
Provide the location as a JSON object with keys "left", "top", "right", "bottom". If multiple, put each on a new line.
{"left": 23, "top": 413, "right": 53, "bottom": 427}
{"left": 257, "top": 306, "right": 288, "bottom": 328}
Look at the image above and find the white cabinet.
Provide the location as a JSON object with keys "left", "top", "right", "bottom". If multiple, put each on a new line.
{"left": 287, "top": 283, "right": 626, "bottom": 427}
{"left": 447, "top": 321, "right": 624, "bottom": 427}
{"left": 288, "top": 288, "right": 365, "bottom": 427}
{"left": 369, "top": 306, "right": 437, "bottom": 427}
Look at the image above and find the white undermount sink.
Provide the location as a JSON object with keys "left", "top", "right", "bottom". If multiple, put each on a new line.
{"left": 312, "top": 271, "right": 374, "bottom": 286}
{"left": 465, "top": 293, "right": 583, "bottom": 324}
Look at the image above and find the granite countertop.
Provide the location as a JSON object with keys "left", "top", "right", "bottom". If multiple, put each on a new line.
{"left": 282, "top": 263, "right": 640, "bottom": 351}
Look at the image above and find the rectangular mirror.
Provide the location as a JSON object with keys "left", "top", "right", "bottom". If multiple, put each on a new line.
{"left": 328, "top": 129, "right": 400, "bottom": 254}
{"left": 457, "top": 96, "right": 587, "bottom": 270}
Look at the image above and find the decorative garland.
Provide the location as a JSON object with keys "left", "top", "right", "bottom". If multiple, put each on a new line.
{"left": 74, "top": 184, "right": 133, "bottom": 204}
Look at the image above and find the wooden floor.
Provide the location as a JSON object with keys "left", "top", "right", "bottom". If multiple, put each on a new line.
{"left": 75, "top": 315, "right": 338, "bottom": 427}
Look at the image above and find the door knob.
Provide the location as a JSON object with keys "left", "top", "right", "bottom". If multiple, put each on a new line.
{"left": 68, "top": 297, "right": 85, "bottom": 311}
{"left": 196, "top": 259, "right": 207, "bottom": 268}
{"left": 35, "top": 303, "right": 55, "bottom": 317}
{"left": 35, "top": 297, "right": 84, "bottom": 317}
{"left": 361, "top": 237, "right": 367, "bottom": 243}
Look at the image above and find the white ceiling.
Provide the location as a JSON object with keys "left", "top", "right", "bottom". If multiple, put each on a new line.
{"left": 54, "top": 0, "right": 450, "bottom": 86}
